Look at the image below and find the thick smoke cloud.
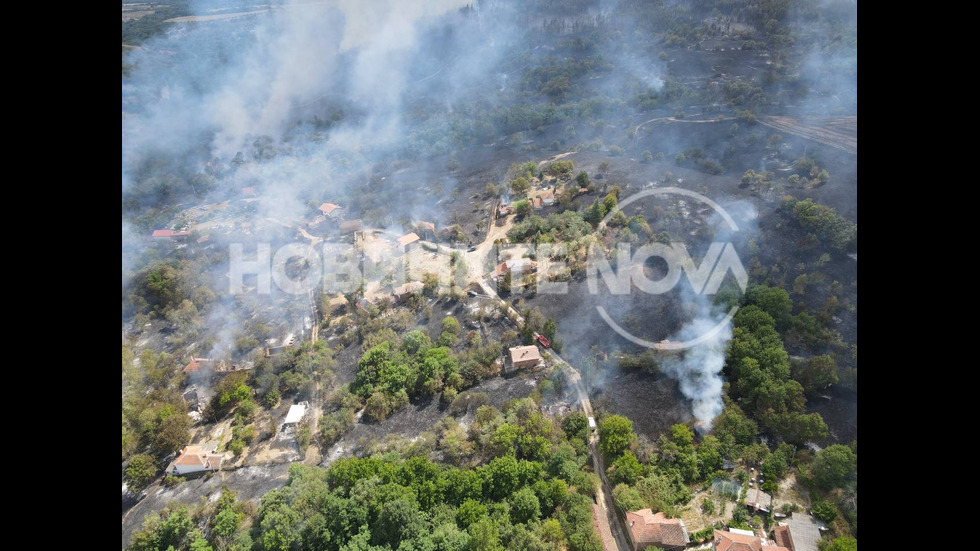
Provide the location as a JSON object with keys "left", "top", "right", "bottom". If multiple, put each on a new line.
{"left": 660, "top": 312, "right": 730, "bottom": 427}
{"left": 123, "top": 0, "right": 473, "bottom": 168}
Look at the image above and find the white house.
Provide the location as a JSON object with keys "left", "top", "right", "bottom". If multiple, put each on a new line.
{"left": 283, "top": 402, "right": 308, "bottom": 426}
{"left": 170, "top": 444, "right": 223, "bottom": 475}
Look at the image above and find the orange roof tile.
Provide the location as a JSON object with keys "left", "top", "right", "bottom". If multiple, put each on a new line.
{"left": 509, "top": 345, "right": 541, "bottom": 364}
{"left": 772, "top": 525, "right": 794, "bottom": 551}
{"left": 397, "top": 233, "right": 420, "bottom": 247}
{"left": 626, "top": 509, "right": 689, "bottom": 547}
{"left": 714, "top": 529, "right": 763, "bottom": 551}
{"left": 152, "top": 229, "right": 191, "bottom": 238}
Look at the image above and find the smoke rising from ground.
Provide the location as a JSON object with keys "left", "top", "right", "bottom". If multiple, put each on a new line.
{"left": 659, "top": 198, "right": 758, "bottom": 429}
{"left": 660, "top": 311, "right": 730, "bottom": 428}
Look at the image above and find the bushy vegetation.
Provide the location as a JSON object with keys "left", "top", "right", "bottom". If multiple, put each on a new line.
{"left": 129, "top": 403, "right": 604, "bottom": 551}
{"left": 351, "top": 320, "right": 503, "bottom": 422}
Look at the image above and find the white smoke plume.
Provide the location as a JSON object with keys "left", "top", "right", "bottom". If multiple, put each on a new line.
{"left": 659, "top": 199, "right": 758, "bottom": 430}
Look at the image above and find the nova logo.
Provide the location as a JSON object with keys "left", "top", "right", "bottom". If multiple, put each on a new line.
{"left": 587, "top": 187, "right": 748, "bottom": 351}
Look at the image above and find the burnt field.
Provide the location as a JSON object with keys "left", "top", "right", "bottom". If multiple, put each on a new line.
{"left": 590, "top": 370, "right": 692, "bottom": 439}
{"left": 664, "top": 44, "right": 772, "bottom": 80}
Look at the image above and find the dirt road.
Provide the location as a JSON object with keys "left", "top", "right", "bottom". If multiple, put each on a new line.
{"left": 450, "top": 208, "right": 627, "bottom": 549}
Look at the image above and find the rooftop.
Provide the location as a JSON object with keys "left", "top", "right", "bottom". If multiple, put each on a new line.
{"left": 392, "top": 280, "right": 424, "bottom": 297}
{"left": 743, "top": 487, "right": 773, "bottom": 511}
{"left": 173, "top": 444, "right": 222, "bottom": 470}
{"left": 318, "top": 203, "right": 342, "bottom": 215}
{"left": 772, "top": 525, "right": 795, "bottom": 551}
{"left": 183, "top": 358, "right": 212, "bottom": 373}
{"left": 152, "top": 229, "right": 191, "bottom": 238}
{"left": 397, "top": 232, "right": 421, "bottom": 247}
{"left": 782, "top": 514, "right": 826, "bottom": 551}
{"left": 713, "top": 529, "right": 790, "bottom": 551}
{"left": 509, "top": 345, "right": 542, "bottom": 364}
{"left": 284, "top": 403, "right": 307, "bottom": 424}
{"left": 625, "top": 509, "right": 689, "bottom": 547}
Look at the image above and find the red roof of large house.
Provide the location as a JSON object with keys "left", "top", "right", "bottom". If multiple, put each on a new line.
{"left": 397, "top": 233, "right": 421, "bottom": 247}
{"left": 183, "top": 358, "right": 212, "bottom": 373}
{"left": 772, "top": 526, "right": 794, "bottom": 551}
{"left": 714, "top": 529, "right": 763, "bottom": 551}
{"left": 152, "top": 229, "right": 191, "bottom": 238}
{"left": 318, "top": 203, "right": 342, "bottom": 215}
{"left": 174, "top": 445, "right": 223, "bottom": 469}
{"left": 626, "top": 509, "right": 690, "bottom": 547}
{"left": 713, "top": 529, "right": 790, "bottom": 551}
{"left": 508, "top": 345, "right": 542, "bottom": 364}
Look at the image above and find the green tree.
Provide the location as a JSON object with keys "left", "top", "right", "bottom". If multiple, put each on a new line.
{"left": 403, "top": 329, "right": 432, "bottom": 356}
{"left": 514, "top": 199, "right": 532, "bottom": 218}
{"left": 562, "top": 412, "right": 589, "bottom": 441}
{"left": 153, "top": 409, "right": 191, "bottom": 456}
{"left": 811, "top": 500, "right": 838, "bottom": 522}
{"left": 792, "top": 355, "right": 839, "bottom": 394}
{"left": 813, "top": 444, "right": 857, "bottom": 490}
{"left": 263, "top": 387, "right": 281, "bottom": 408}
{"left": 498, "top": 270, "right": 512, "bottom": 296}
{"left": 124, "top": 453, "right": 157, "bottom": 494}
{"left": 466, "top": 517, "right": 503, "bottom": 551}
{"left": 457, "top": 499, "right": 488, "bottom": 528}
{"left": 509, "top": 487, "right": 542, "bottom": 524}
{"left": 819, "top": 536, "right": 858, "bottom": 551}
{"left": 372, "top": 497, "right": 426, "bottom": 548}
{"left": 511, "top": 177, "right": 531, "bottom": 195}
{"left": 599, "top": 415, "right": 635, "bottom": 458}
{"left": 542, "top": 318, "right": 557, "bottom": 340}
{"left": 745, "top": 284, "right": 793, "bottom": 329}
{"left": 609, "top": 451, "right": 643, "bottom": 485}
{"left": 423, "top": 273, "right": 439, "bottom": 297}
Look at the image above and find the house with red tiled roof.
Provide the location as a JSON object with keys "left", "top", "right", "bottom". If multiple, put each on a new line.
{"left": 529, "top": 190, "right": 555, "bottom": 208}
{"left": 183, "top": 358, "right": 213, "bottom": 374}
{"left": 318, "top": 203, "right": 342, "bottom": 217}
{"left": 772, "top": 525, "right": 795, "bottom": 551}
{"left": 169, "top": 444, "right": 223, "bottom": 475}
{"left": 152, "top": 229, "right": 191, "bottom": 238}
{"left": 396, "top": 232, "right": 421, "bottom": 254}
{"left": 712, "top": 529, "right": 790, "bottom": 551}
{"left": 508, "top": 345, "right": 542, "bottom": 369}
{"left": 625, "top": 509, "right": 689, "bottom": 550}
{"left": 494, "top": 257, "right": 538, "bottom": 278}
